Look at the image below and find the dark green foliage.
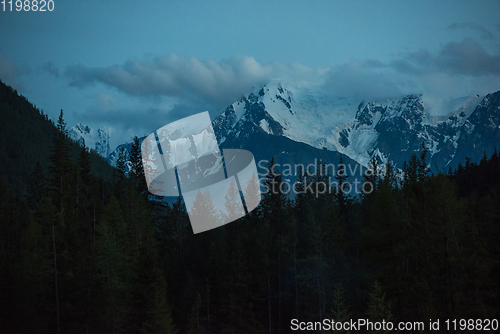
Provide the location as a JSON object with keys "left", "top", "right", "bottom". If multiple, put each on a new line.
{"left": 0, "top": 80, "right": 113, "bottom": 199}
{"left": 1, "top": 80, "right": 499, "bottom": 332}
{"left": 0, "top": 83, "right": 175, "bottom": 333}
{"left": 130, "top": 136, "right": 147, "bottom": 194}
{"left": 327, "top": 282, "right": 351, "bottom": 333}
{"left": 27, "top": 161, "right": 45, "bottom": 210}
{"left": 116, "top": 147, "right": 127, "bottom": 176}
{"left": 366, "top": 281, "right": 393, "bottom": 333}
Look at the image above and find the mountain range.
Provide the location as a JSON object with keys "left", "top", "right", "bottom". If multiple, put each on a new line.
{"left": 90, "top": 80, "right": 500, "bottom": 186}
{"left": 212, "top": 81, "right": 499, "bottom": 172}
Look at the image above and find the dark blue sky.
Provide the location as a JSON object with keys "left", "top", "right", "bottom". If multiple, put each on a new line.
{"left": 1, "top": 0, "right": 499, "bottom": 149}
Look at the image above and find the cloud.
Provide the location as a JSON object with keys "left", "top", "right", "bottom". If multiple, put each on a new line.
{"left": 41, "top": 61, "right": 59, "bottom": 78}
{"left": 0, "top": 51, "right": 24, "bottom": 90}
{"left": 436, "top": 38, "right": 500, "bottom": 76}
{"left": 321, "top": 38, "right": 500, "bottom": 103}
{"left": 448, "top": 22, "right": 496, "bottom": 41}
{"left": 66, "top": 38, "right": 500, "bottom": 141}
{"left": 65, "top": 39, "right": 499, "bottom": 111}
{"left": 78, "top": 105, "right": 169, "bottom": 136}
{"left": 73, "top": 92, "right": 213, "bottom": 143}
{"left": 383, "top": 38, "right": 500, "bottom": 108}
{"left": 65, "top": 55, "right": 321, "bottom": 107}
{"left": 321, "top": 60, "right": 407, "bottom": 101}
{"left": 394, "top": 38, "right": 500, "bottom": 77}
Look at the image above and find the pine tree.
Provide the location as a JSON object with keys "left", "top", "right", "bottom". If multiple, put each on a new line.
{"left": 0, "top": 176, "right": 23, "bottom": 331}
{"left": 417, "top": 143, "right": 430, "bottom": 182}
{"left": 117, "top": 147, "right": 127, "bottom": 176}
{"left": 129, "top": 136, "right": 147, "bottom": 194}
{"left": 260, "top": 158, "right": 290, "bottom": 332}
{"left": 44, "top": 109, "right": 76, "bottom": 333}
{"left": 223, "top": 178, "right": 244, "bottom": 223}
{"left": 221, "top": 238, "right": 260, "bottom": 334}
{"left": 187, "top": 189, "right": 221, "bottom": 229}
{"left": 95, "top": 196, "right": 131, "bottom": 333}
{"left": 328, "top": 282, "right": 351, "bottom": 334}
{"left": 17, "top": 206, "right": 52, "bottom": 332}
{"left": 76, "top": 145, "right": 92, "bottom": 226}
{"left": 56, "top": 109, "right": 67, "bottom": 135}
{"left": 243, "top": 172, "right": 261, "bottom": 214}
{"left": 78, "top": 145, "right": 92, "bottom": 186}
{"left": 366, "top": 281, "right": 393, "bottom": 333}
{"left": 130, "top": 205, "right": 177, "bottom": 334}
{"left": 362, "top": 167, "right": 404, "bottom": 319}
{"left": 48, "top": 109, "right": 71, "bottom": 213}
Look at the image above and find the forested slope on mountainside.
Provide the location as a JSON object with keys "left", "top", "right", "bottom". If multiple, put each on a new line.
{"left": 0, "top": 80, "right": 113, "bottom": 198}
{"left": 1, "top": 80, "right": 499, "bottom": 333}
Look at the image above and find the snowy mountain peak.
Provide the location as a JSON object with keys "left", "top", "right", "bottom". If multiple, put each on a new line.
{"left": 68, "top": 123, "right": 111, "bottom": 158}
{"left": 109, "top": 84, "right": 499, "bottom": 179}
{"left": 213, "top": 82, "right": 500, "bottom": 171}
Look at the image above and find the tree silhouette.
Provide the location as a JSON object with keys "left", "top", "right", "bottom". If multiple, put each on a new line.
{"left": 223, "top": 178, "right": 244, "bottom": 223}
{"left": 188, "top": 189, "right": 221, "bottom": 232}
{"left": 243, "top": 173, "right": 261, "bottom": 214}
{"left": 328, "top": 282, "right": 351, "bottom": 334}
{"left": 366, "top": 281, "right": 393, "bottom": 333}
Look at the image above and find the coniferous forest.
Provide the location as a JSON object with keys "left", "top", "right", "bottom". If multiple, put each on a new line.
{"left": 1, "top": 81, "right": 499, "bottom": 333}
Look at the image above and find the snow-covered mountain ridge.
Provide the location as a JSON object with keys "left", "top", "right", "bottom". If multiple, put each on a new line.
{"left": 68, "top": 123, "right": 111, "bottom": 158}
{"left": 213, "top": 80, "right": 498, "bottom": 171}
{"left": 101, "top": 81, "right": 499, "bottom": 180}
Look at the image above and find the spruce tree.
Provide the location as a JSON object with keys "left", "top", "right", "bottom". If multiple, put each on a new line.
{"left": 95, "top": 196, "right": 130, "bottom": 333}
{"left": 366, "top": 281, "right": 393, "bottom": 333}
{"left": 243, "top": 172, "right": 261, "bottom": 214}
{"left": 129, "top": 136, "right": 147, "bottom": 194}
{"left": 117, "top": 147, "right": 127, "bottom": 176}
{"left": 48, "top": 109, "right": 71, "bottom": 213}
{"left": 328, "top": 282, "right": 351, "bottom": 334}
{"left": 223, "top": 178, "right": 244, "bottom": 223}
{"left": 260, "top": 158, "right": 290, "bottom": 332}
{"left": 187, "top": 189, "right": 220, "bottom": 227}
{"left": 17, "top": 206, "right": 52, "bottom": 332}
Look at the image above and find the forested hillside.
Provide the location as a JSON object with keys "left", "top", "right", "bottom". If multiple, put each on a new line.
{"left": 0, "top": 80, "right": 113, "bottom": 198}
{"left": 0, "top": 81, "right": 499, "bottom": 333}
